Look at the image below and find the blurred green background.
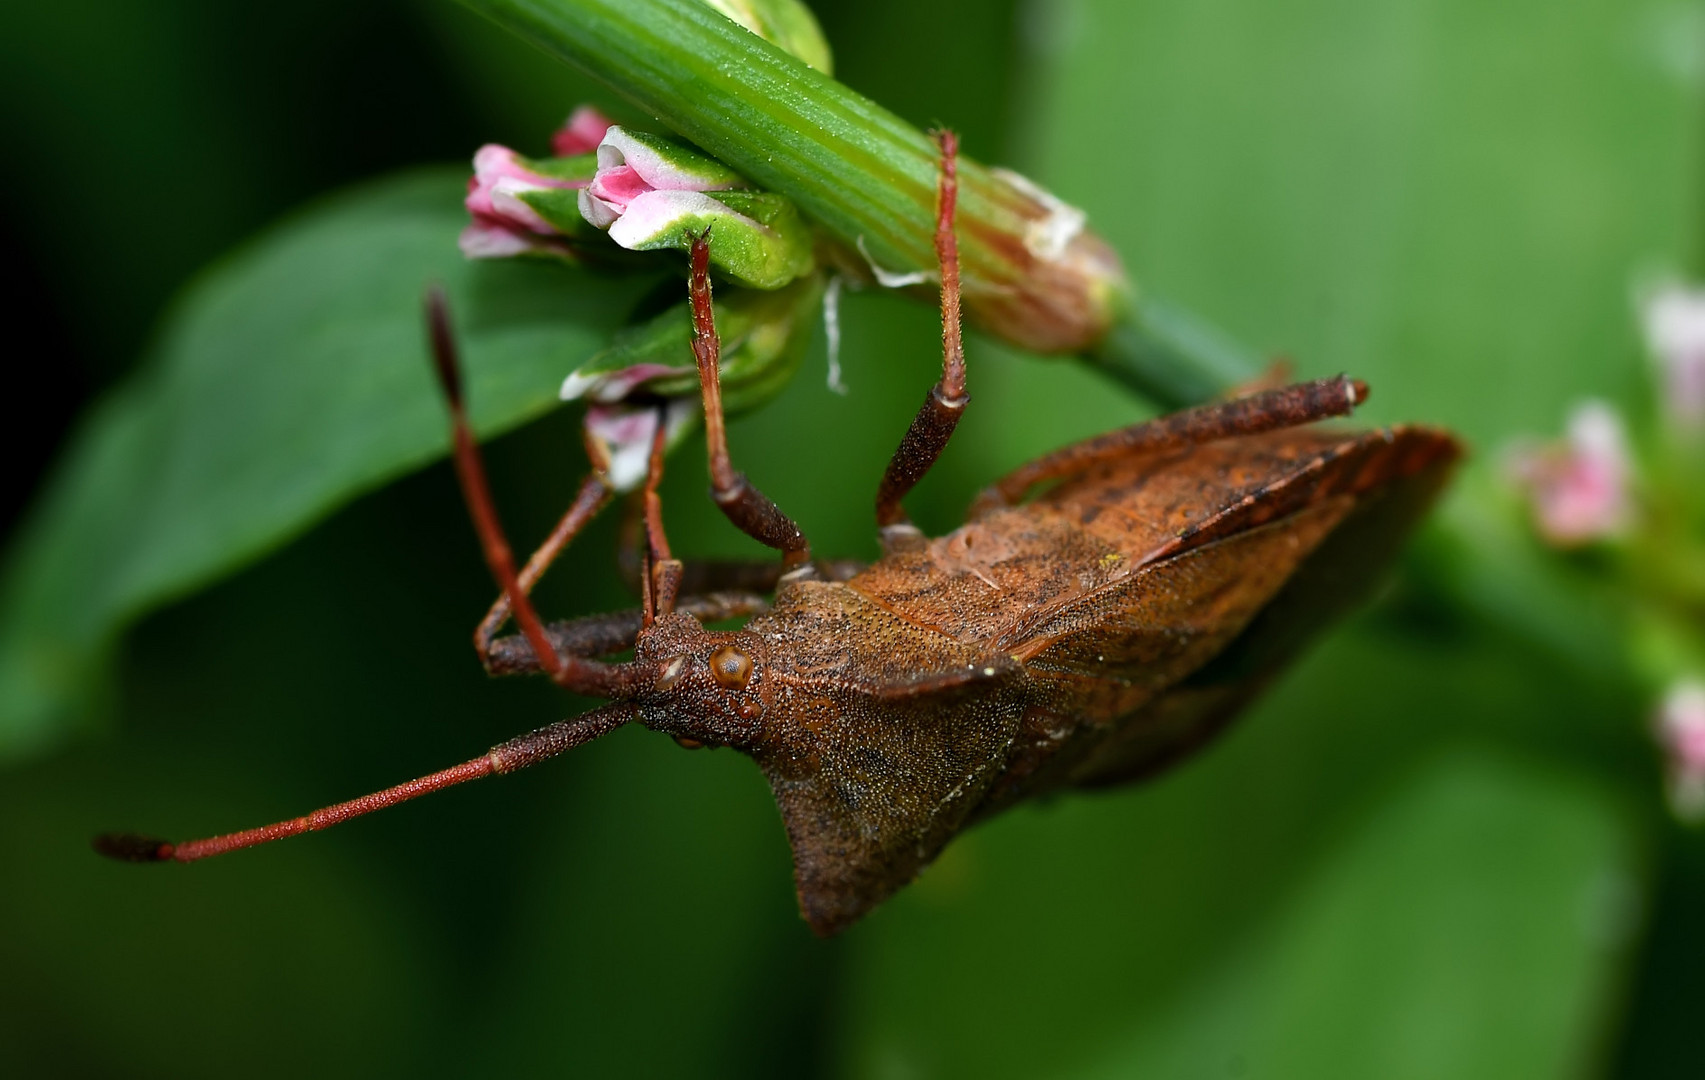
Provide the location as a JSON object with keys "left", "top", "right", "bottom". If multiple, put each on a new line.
{"left": 2, "top": 0, "right": 1702, "bottom": 1075}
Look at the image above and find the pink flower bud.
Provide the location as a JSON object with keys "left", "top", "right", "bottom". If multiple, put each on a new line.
{"left": 577, "top": 127, "right": 743, "bottom": 233}
{"left": 1656, "top": 679, "right": 1705, "bottom": 822}
{"left": 459, "top": 144, "right": 587, "bottom": 259}
{"left": 1640, "top": 280, "right": 1705, "bottom": 433}
{"left": 551, "top": 105, "right": 615, "bottom": 157}
{"left": 1507, "top": 401, "right": 1634, "bottom": 547}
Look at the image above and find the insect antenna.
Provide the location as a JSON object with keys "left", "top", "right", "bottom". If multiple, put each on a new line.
{"left": 93, "top": 703, "right": 634, "bottom": 863}
{"left": 426, "top": 287, "right": 643, "bottom": 699}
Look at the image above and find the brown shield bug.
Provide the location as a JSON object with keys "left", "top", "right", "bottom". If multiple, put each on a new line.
{"left": 96, "top": 132, "right": 1461, "bottom": 936}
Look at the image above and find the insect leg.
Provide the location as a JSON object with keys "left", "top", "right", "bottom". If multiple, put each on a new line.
{"left": 969, "top": 375, "right": 1370, "bottom": 515}
{"left": 426, "top": 287, "right": 637, "bottom": 698}
{"left": 873, "top": 129, "right": 968, "bottom": 541}
{"left": 94, "top": 703, "right": 634, "bottom": 864}
{"left": 640, "top": 401, "right": 684, "bottom": 623}
{"left": 688, "top": 231, "right": 813, "bottom": 570}
{"left": 617, "top": 502, "right": 866, "bottom": 597}
{"left": 475, "top": 468, "right": 613, "bottom": 664}
{"left": 485, "top": 590, "right": 773, "bottom": 676}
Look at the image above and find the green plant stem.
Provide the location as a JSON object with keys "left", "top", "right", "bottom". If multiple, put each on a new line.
{"left": 461, "top": 0, "right": 990, "bottom": 293}
{"left": 1091, "top": 294, "right": 1261, "bottom": 406}
{"left": 457, "top": 0, "right": 1253, "bottom": 406}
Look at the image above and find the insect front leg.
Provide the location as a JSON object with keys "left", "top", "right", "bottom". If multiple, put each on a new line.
{"left": 475, "top": 465, "right": 612, "bottom": 665}
{"left": 485, "top": 590, "right": 773, "bottom": 676}
{"left": 871, "top": 129, "right": 970, "bottom": 549}
{"left": 638, "top": 399, "right": 685, "bottom": 624}
{"left": 687, "top": 230, "right": 813, "bottom": 572}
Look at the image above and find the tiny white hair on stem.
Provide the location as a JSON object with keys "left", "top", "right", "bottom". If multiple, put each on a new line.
{"left": 823, "top": 275, "right": 848, "bottom": 395}
{"left": 855, "top": 236, "right": 935, "bottom": 288}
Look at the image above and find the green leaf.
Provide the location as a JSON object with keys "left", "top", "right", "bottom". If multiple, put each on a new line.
{"left": 1075, "top": 753, "right": 1636, "bottom": 1080}
{"left": 0, "top": 168, "right": 658, "bottom": 762}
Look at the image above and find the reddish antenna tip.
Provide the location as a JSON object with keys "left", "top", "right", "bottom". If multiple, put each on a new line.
{"left": 93, "top": 832, "right": 175, "bottom": 863}
{"left": 425, "top": 284, "right": 463, "bottom": 408}
{"left": 1348, "top": 378, "right": 1371, "bottom": 406}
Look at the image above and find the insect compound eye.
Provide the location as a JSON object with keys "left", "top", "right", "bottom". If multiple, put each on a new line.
{"left": 707, "top": 645, "right": 754, "bottom": 690}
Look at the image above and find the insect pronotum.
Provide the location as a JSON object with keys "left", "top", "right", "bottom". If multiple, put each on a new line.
{"left": 97, "top": 131, "right": 1461, "bottom": 935}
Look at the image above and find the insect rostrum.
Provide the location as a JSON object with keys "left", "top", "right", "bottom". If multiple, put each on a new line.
{"left": 96, "top": 133, "right": 1461, "bottom": 937}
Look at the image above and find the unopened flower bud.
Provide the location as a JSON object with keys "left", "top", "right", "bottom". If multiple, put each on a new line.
{"left": 1507, "top": 400, "right": 1635, "bottom": 547}
{"left": 562, "top": 277, "right": 824, "bottom": 490}
{"left": 460, "top": 144, "right": 598, "bottom": 260}
{"left": 701, "top": 0, "right": 833, "bottom": 73}
{"left": 552, "top": 105, "right": 615, "bottom": 157}
{"left": 579, "top": 128, "right": 813, "bottom": 289}
{"left": 1640, "top": 279, "right": 1705, "bottom": 434}
{"left": 1656, "top": 679, "right": 1705, "bottom": 822}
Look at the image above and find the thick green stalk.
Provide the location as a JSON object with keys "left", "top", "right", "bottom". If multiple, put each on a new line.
{"left": 461, "top": 0, "right": 970, "bottom": 281}
{"left": 457, "top": 0, "right": 1248, "bottom": 402}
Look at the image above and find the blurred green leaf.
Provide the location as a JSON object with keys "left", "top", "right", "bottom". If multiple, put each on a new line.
{"left": 1018, "top": 0, "right": 1696, "bottom": 444}
{"left": 1075, "top": 753, "right": 1636, "bottom": 1080}
{"left": 0, "top": 168, "right": 657, "bottom": 762}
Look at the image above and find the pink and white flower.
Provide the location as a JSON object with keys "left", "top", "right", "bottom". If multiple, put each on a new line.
{"left": 1640, "top": 279, "right": 1705, "bottom": 433}
{"left": 1507, "top": 401, "right": 1635, "bottom": 547}
{"left": 551, "top": 105, "right": 615, "bottom": 157}
{"left": 559, "top": 362, "right": 692, "bottom": 405}
{"left": 1656, "top": 679, "right": 1705, "bottom": 821}
{"left": 583, "top": 399, "right": 698, "bottom": 492}
{"left": 577, "top": 128, "right": 744, "bottom": 245}
{"left": 459, "top": 145, "right": 587, "bottom": 259}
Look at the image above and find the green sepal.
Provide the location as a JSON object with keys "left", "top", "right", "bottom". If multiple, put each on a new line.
{"left": 566, "top": 274, "right": 823, "bottom": 412}
{"left": 520, "top": 151, "right": 599, "bottom": 182}
{"left": 608, "top": 128, "right": 747, "bottom": 190}
{"left": 515, "top": 186, "right": 603, "bottom": 239}
{"left": 621, "top": 191, "right": 815, "bottom": 290}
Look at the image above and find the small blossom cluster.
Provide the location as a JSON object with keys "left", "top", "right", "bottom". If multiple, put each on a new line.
{"left": 461, "top": 110, "right": 812, "bottom": 291}
{"left": 1506, "top": 279, "right": 1705, "bottom": 824}
{"left": 1657, "top": 681, "right": 1705, "bottom": 822}
{"left": 1505, "top": 401, "right": 1634, "bottom": 547}
{"left": 1641, "top": 280, "right": 1705, "bottom": 433}
{"left": 460, "top": 106, "right": 613, "bottom": 260}
{"left": 458, "top": 106, "right": 824, "bottom": 494}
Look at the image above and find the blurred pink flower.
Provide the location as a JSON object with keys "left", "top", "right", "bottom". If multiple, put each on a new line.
{"left": 1507, "top": 401, "right": 1634, "bottom": 547}
{"left": 1656, "top": 680, "right": 1705, "bottom": 822}
{"left": 560, "top": 362, "right": 691, "bottom": 405}
{"left": 551, "top": 105, "right": 615, "bottom": 157}
{"left": 459, "top": 145, "right": 586, "bottom": 259}
{"left": 1641, "top": 280, "right": 1705, "bottom": 432}
{"left": 583, "top": 399, "right": 696, "bottom": 492}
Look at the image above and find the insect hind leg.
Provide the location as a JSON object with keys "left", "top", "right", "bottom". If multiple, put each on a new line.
{"left": 970, "top": 376, "right": 1369, "bottom": 516}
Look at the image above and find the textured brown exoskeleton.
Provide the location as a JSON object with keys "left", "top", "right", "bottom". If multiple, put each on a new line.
{"left": 97, "top": 132, "right": 1461, "bottom": 936}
